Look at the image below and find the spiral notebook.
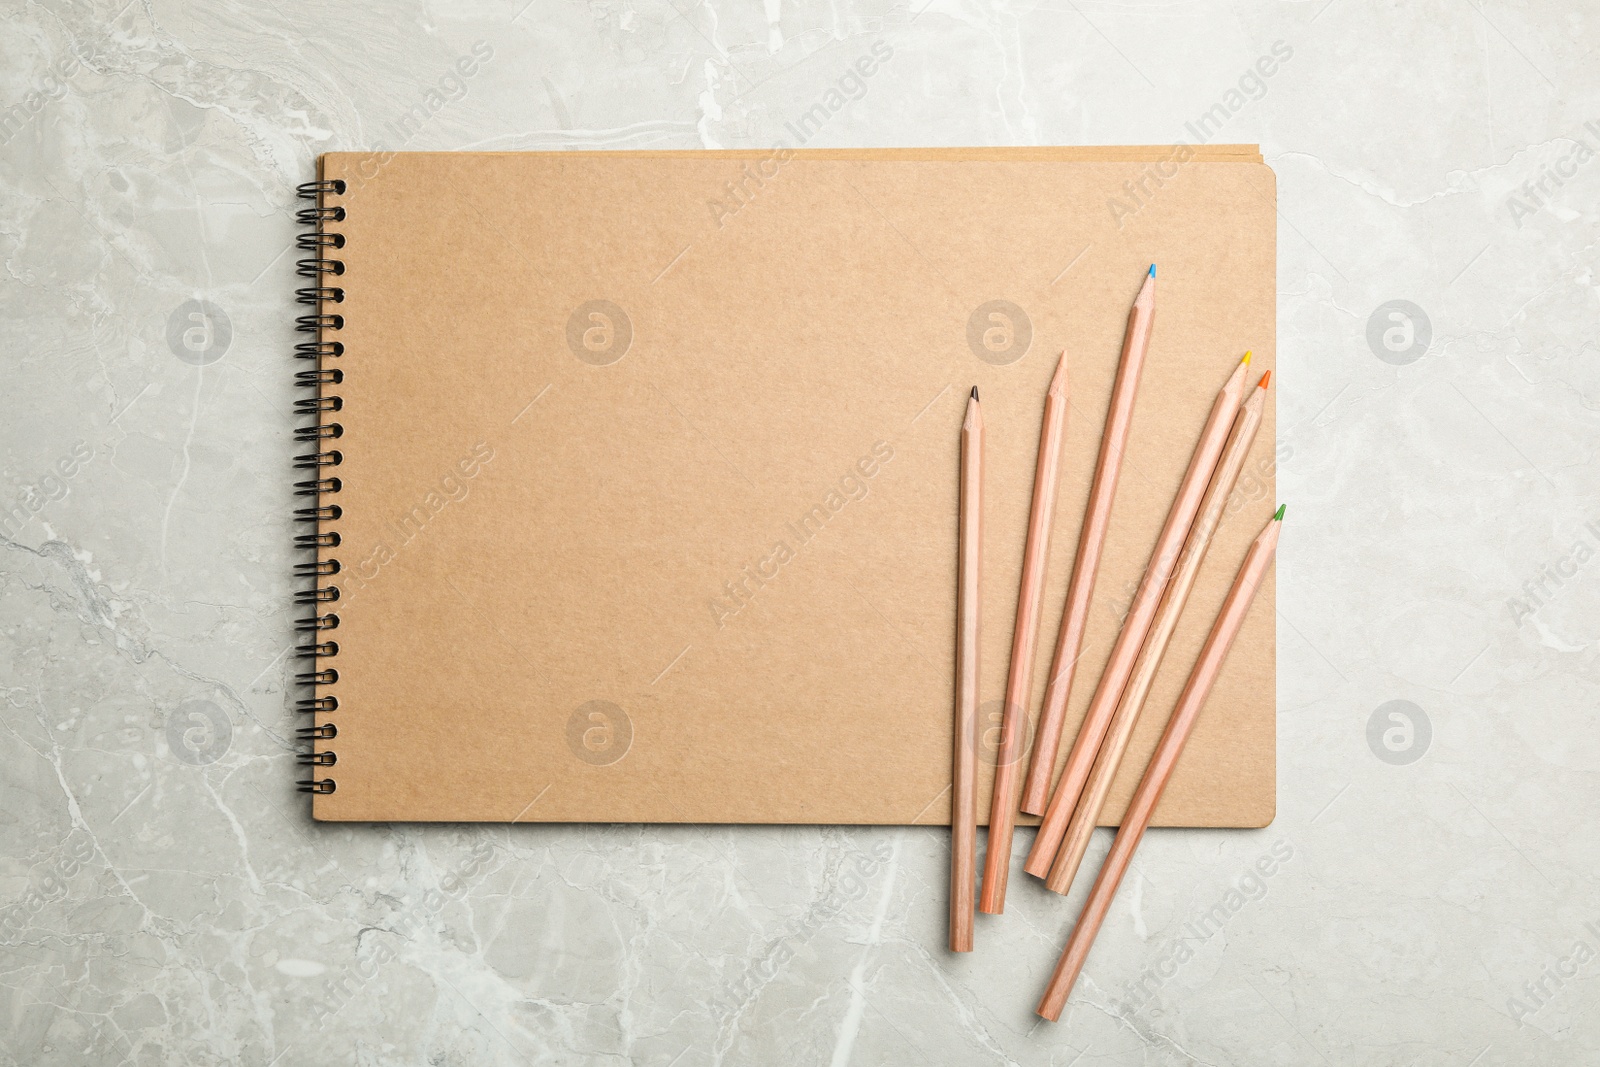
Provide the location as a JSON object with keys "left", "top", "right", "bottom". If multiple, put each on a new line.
{"left": 294, "top": 146, "right": 1277, "bottom": 825}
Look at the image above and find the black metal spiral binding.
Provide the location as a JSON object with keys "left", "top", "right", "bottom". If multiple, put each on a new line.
{"left": 294, "top": 176, "right": 346, "bottom": 796}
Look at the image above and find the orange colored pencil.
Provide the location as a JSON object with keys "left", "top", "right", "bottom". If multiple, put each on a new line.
{"left": 980, "top": 353, "right": 1068, "bottom": 914}
{"left": 1037, "top": 506, "right": 1283, "bottom": 1022}
{"left": 951, "top": 387, "right": 982, "bottom": 952}
{"left": 1025, "top": 353, "right": 1250, "bottom": 879}
{"left": 1023, "top": 265, "right": 1157, "bottom": 814}
{"left": 1045, "top": 372, "right": 1268, "bottom": 895}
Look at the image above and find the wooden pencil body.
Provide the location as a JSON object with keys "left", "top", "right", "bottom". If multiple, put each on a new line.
{"left": 1045, "top": 384, "right": 1265, "bottom": 894}
{"left": 1024, "top": 358, "right": 1247, "bottom": 879}
{"left": 1037, "top": 514, "right": 1281, "bottom": 1021}
{"left": 1023, "top": 271, "right": 1155, "bottom": 814}
{"left": 980, "top": 357, "right": 1069, "bottom": 914}
{"left": 951, "top": 393, "right": 982, "bottom": 952}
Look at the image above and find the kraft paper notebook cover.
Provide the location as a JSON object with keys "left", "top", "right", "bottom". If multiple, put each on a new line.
{"left": 296, "top": 146, "right": 1276, "bottom": 825}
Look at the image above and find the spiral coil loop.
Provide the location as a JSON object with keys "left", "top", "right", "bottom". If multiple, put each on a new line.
{"left": 294, "top": 176, "right": 345, "bottom": 797}
{"left": 293, "top": 450, "right": 342, "bottom": 470}
{"left": 295, "top": 369, "right": 343, "bottom": 388}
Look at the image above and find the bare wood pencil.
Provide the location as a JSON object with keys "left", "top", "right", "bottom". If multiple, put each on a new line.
{"left": 1037, "top": 507, "right": 1283, "bottom": 1021}
{"left": 1022, "top": 266, "right": 1157, "bottom": 815}
{"left": 951, "top": 387, "right": 982, "bottom": 953}
{"left": 1025, "top": 353, "right": 1250, "bottom": 879}
{"left": 980, "top": 353, "right": 1069, "bottom": 914}
{"left": 1045, "top": 372, "right": 1269, "bottom": 895}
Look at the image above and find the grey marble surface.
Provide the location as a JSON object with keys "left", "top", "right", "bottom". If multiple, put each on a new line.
{"left": 3, "top": 0, "right": 1598, "bottom": 1064}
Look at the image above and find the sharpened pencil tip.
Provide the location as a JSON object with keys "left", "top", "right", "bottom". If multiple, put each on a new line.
{"left": 1148, "top": 264, "right": 1156, "bottom": 277}
{"left": 1258, "top": 370, "right": 1271, "bottom": 389}
{"left": 1242, "top": 350, "right": 1252, "bottom": 365}
{"left": 1273, "top": 504, "right": 1286, "bottom": 521}
{"left": 970, "top": 386, "right": 979, "bottom": 401}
